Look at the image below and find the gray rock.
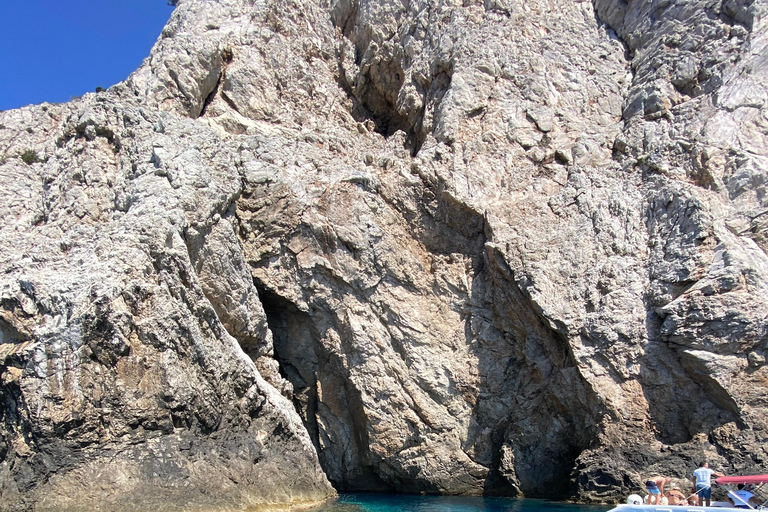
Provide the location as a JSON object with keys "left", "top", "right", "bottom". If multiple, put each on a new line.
{"left": 2, "top": 0, "right": 768, "bottom": 509}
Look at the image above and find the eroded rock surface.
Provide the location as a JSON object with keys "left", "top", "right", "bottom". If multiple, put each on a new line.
{"left": 1, "top": 0, "right": 768, "bottom": 510}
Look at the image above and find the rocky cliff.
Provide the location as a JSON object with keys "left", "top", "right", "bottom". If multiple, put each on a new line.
{"left": 1, "top": 0, "right": 768, "bottom": 510}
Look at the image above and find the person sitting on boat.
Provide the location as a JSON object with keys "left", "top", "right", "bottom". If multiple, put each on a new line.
{"left": 693, "top": 461, "right": 725, "bottom": 507}
{"left": 667, "top": 486, "right": 686, "bottom": 505}
{"left": 728, "top": 484, "right": 759, "bottom": 509}
{"left": 646, "top": 475, "right": 672, "bottom": 505}
{"left": 687, "top": 486, "right": 700, "bottom": 506}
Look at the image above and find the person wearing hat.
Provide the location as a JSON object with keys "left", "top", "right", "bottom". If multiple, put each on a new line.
{"left": 667, "top": 485, "right": 686, "bottom": 505}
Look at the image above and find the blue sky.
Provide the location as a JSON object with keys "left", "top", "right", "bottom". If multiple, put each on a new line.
{"left": 0, "top": 1, "right": 175, "bottom": 111}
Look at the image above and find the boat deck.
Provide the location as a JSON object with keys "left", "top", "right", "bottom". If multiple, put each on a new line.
{"left": 608, "top": 505, "right": 756, "bottom": 512}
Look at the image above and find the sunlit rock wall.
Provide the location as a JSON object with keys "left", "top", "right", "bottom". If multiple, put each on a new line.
{"left": 1, "top": 0, "right": 767, "bottom": 510}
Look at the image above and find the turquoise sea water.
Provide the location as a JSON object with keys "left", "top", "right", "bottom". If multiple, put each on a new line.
{"left": 314, "top": 494, "right": 614, "bottom": 512}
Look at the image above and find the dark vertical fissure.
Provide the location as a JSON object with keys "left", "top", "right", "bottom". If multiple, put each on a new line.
{"left": 198, "top": 72, "right": 223, "bottom": 118}
{"left": 253, "top": 281, "right": 322, "bottom": 455}
{"left": 252, "top": 279, "right": 392, "bottom": 492}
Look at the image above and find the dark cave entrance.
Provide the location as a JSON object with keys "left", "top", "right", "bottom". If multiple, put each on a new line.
{"left": 253, "top": 279, "right": 391, "bottom": 493}
{"left": 253, "top": 280, "right": 322, "bottom": 454}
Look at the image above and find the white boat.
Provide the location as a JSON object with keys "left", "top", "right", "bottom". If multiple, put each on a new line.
{"left": 608, "top": 475, "right": 768, "bottom": 512}
{"left": 608, "top": 504, "right": 754, "bottom": 512}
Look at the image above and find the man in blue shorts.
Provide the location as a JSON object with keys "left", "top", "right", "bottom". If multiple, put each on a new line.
{"left": 693, "top": 461, "right": 724, "bottom": 507}
{"left": 646, "top": 475, "right": 671, "bottom": 505}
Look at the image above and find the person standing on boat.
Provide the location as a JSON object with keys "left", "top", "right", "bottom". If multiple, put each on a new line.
{"left": 693, "top": 461, "right": 724, "bottom": 507}
{"left": 646, "top": 475, "right": 672, "bottom": 505}
{"left": 729, "top": 484, "right": 759, "bottom": 509}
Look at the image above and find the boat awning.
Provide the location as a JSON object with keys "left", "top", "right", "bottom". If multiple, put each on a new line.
{"left": 716, "top": 475, "right": 768, "bottom": 485}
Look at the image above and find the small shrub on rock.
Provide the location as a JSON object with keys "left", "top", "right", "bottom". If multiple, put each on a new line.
{"left": 20, "top": 150, "right": 41, "bottom": 165}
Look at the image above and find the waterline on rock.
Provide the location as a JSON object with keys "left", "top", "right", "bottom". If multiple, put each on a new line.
{"left": 311, "top": 494, "right": 614, "bottom": 512}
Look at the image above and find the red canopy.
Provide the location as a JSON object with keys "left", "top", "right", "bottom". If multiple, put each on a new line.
{"left": 716, "top": 475, "right": 768, "bottom": 485}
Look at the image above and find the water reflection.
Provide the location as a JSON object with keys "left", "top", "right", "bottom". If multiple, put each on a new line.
{"left": 312, "top": 494, "right": 613, "bottom": 512}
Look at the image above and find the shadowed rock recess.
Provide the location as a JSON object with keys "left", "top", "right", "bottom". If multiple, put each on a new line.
{"left": 1, "top": 0, "right": 768, "bottom": 510}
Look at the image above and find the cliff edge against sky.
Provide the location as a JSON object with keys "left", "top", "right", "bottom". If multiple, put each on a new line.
{"left": 1, "top": 0, "right": 768, "bottom": 510}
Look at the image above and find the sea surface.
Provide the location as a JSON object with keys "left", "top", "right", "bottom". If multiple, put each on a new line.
{"left": 313, "top": 493, "right": 614, "bottom": 512}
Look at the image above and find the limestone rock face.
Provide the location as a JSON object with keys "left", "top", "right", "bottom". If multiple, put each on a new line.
{"left": 1, "top": 0, "right": 768, "bottom": 509}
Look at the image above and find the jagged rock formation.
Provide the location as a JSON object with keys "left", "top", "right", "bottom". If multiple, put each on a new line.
{"left": 1, "top": 0, "right": 768, "bottom": 510}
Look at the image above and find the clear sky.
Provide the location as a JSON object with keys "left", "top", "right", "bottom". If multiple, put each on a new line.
{"left": 0, "top": 1, "right": 175, "bottom": 111}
